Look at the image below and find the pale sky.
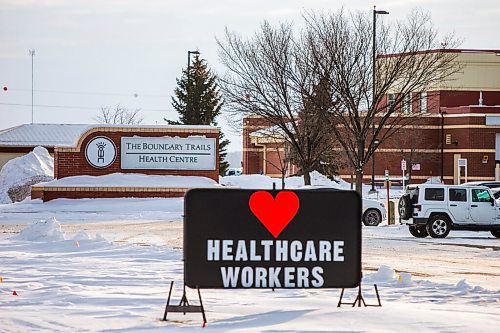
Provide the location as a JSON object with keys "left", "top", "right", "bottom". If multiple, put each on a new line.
{"left": 1, "top": 0, "right": 499, "bottom": 152}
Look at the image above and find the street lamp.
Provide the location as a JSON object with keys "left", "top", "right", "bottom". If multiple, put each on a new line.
{"left": 187, "top": 50, "right": 200, "bottom": 71}
{"left": 187, "top": 50, "right": 200, "bottom": 119}
{"left": 370, "top": 6, "right": 389, "bottom": 194}
{"left": 29, "top": 49, "right": 35, "bottom": 124}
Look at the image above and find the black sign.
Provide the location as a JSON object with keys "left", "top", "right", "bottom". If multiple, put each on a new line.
{"left": 184, "top": 188, "right": 361, "bottom": 289}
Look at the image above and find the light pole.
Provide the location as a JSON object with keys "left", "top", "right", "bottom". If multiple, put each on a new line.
{"left": 29, "top": 49, "right": 35, "bottom": 124}
{"left": 187, "top": 50, "right": 200, "bottom": 121}
{"left": 369, "top": 6, "right": 389, "bottom": 194}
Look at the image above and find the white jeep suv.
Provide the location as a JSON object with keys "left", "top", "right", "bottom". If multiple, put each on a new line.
{"left": 399, "top": 184, "right": 500, "bottom": 238}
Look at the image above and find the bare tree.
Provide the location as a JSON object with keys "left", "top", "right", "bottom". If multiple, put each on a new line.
{"left": 217, "top": 22, "right": 343, "bottom": 185}
{"left": 95, "top": 105, "right": 143, "bottom": 125}
{"left": 393, "top": 123, "right": 440, "bottom": 184}
{"left": 305, "top": 9, "right": 462, "bottom": 193}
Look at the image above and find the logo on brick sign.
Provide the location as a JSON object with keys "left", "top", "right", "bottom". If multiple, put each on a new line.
{"left": 85, "top": 136, "right": 117, "bottom": 168}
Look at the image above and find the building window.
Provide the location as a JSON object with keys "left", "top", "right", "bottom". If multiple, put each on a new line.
{"left": 418, "top": 92, "right": 427, "bottom": 113}
{"left": 387, "top": 93, "right": 395, "bottom": 110}
{"left": 402, "top": 93, "right": 412, "bottom": 113}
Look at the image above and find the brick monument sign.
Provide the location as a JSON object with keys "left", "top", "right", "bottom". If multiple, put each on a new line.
{"left": 32, "top": 125, "right": 220, "bottom": 201}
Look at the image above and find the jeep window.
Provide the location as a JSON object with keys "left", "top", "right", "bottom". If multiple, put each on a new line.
{"left": 472, "top": 189, "right": 492, "bottom": 202}
{"left": 424, "top": 188, "right": 445, "bottom": 201}
{"left": 449, "top": 188, "right": 467, "bottom": 202}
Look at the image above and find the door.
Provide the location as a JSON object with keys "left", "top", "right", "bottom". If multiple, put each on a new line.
{"left": 448, "top": 188, "right": 469, "bottom": 223}
{"left": 469, "top": 188, "right": 495, "bottom": 223}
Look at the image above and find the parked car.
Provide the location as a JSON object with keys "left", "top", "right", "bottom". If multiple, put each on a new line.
{"left": 490, "top": 187, "right": 500, "bottom": 200}
{"left": 305, "top": 186, "right": 386, "bottom": 226}
{"left": 224, "top": 168, "right": 242, "bottom": 176}
{"left": 399, "top": 184, "right": 500, "bottom": 238}
{"left": 362, "top": 198, "right": 387, "bottom": 226}
{"left": 461, "top": 181, "right": 500, "bottom": 189}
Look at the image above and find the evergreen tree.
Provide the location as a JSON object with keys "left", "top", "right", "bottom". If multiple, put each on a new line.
{"left": 167, "top": 55, "right": 230, "bottom": 175}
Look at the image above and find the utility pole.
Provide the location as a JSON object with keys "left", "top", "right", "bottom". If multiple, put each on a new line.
{"left": 369, "top": 6, "right": 389, "bottom": 194}
{"left": 29, "top": 49, "right": 35, "bottom": 124}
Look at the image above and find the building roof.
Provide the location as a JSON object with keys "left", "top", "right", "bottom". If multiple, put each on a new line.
{"left": 380, "top": 48, "right": 500, "bottom": 58}
{"left": 0, "top": 123, "right": 220, "bottom": 148}
{"left": 0, "top": 124, "right": 92, "bottom": 148}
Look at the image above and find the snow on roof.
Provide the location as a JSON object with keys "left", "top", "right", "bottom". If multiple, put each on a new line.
{"left": 0, "top": 123, "right": 219, "bottom": 148}
{"left": 0, "top": 124, "right": 92, "bottom": 148}
{"left": 249, "top": 123, "right": 292, "bottom": 138}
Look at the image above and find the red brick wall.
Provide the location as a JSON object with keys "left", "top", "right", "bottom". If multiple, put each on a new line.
{"left": 40, "top": 190, "right": 184, "bottom": 201}
{"left": 243, "top": 106, "right": 500, "bottom": 184}
{"left": 440, "top": 90, "right": 500, "bottom": 108}
{"left": 361, "top": 109, "right": 500, "bottom": 183}
{"left": 55, "top": 128, "right": 220, "bottom": 182}
{"left": 242, "top": 117, "right": 272, "bottom": 174}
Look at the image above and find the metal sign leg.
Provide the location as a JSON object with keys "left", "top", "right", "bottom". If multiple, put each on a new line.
{"left": 337, "top": 282, "right": 382, "bottom": 308}
{"left": 162, "top": 281, "right": 207, "bottom": 325}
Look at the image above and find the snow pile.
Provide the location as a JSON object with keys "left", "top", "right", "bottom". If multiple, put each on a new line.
{"left": 220, "top": 171, "right": 347, "bottom": 189}
{"left": 71, "top": 230, "right": 109, "bottom": 246}
{"left": 13, "top": 217, "right": 65, "bottom": 242}
{"left": 12, "top": 217, "right": 109, "bottom": 245}
{"left": 363, "top": 266, "right": 414, "bottom": 287}
{"left": 455, "top": 279, "right": 472, "bottom": 292}
{"left": 425, "top": 176, "right": 443, "bottom": 184}
{"left": 333, "top": 176, "right": 352, "bottom": 189}
{"left": 72, "top": 230, "right": 91, "bottom": 241}
{"left": 38, "top": 173, "right": 219, "bottom": 188}
{"left": 397, "top": 272, "right": 412, "bottom": 286}
{"left": 221, "top": 174, "right": 280, "bottom": 189}
{"left": 0, "top": 146, "right": 54, "bottom": 203}
{"left": 370, "top": 265, "right": 397, "bottom": 282}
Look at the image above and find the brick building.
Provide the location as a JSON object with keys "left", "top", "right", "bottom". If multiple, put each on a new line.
{"left": 242, "top": 49, "right": 500, "bottom": 184}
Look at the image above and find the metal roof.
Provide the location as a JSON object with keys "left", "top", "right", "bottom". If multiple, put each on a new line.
{"left": 0, "top": 123, "right": 220, "bottom": 148}
{"left": 0, "top": 124, "right": 93, "bottom": 147}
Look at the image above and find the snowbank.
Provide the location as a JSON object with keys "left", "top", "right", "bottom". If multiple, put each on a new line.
{"left": 363, "top": 266, "right": 413, "bottom": 287}
{"left": 220, "top": 171, "right": 348, "bottom": 189}
{"left": 38, "top": 172, "right": 220, "bottom": 188}
{"left": 425, "top": 176, "right": 443, "bottom": 184}
{"left": 13, "top": 217, "right": 65, "bottom": 242}
{"left": 0, "top": 146, "right": 54, "bottom": 203}
{"left": 12, "top": 217, "right": 109, "bottom": 246}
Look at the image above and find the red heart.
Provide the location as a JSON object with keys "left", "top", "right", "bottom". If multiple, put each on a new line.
{"left": 249, "top": 191, "right": 300, "bottom": 238}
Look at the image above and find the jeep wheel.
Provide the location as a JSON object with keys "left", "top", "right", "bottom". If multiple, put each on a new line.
{"left": 363, "top": 209, "right": 381, "bottom": 226}
{"left": 398, "top": 194, "right": 412, "bottom": 220}
{"left": 491, "top": 230, "right": 500, "bottom": 238}
{"left": 426, "top": 215, "right": 451, "bottom": 238}
{"left": 409, "top": 225, "right": 428, "bottom": 238}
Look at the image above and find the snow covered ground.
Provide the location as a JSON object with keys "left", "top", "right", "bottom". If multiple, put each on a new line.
{"left": 0, "top": 173, "right": 499, "bottom": 332}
